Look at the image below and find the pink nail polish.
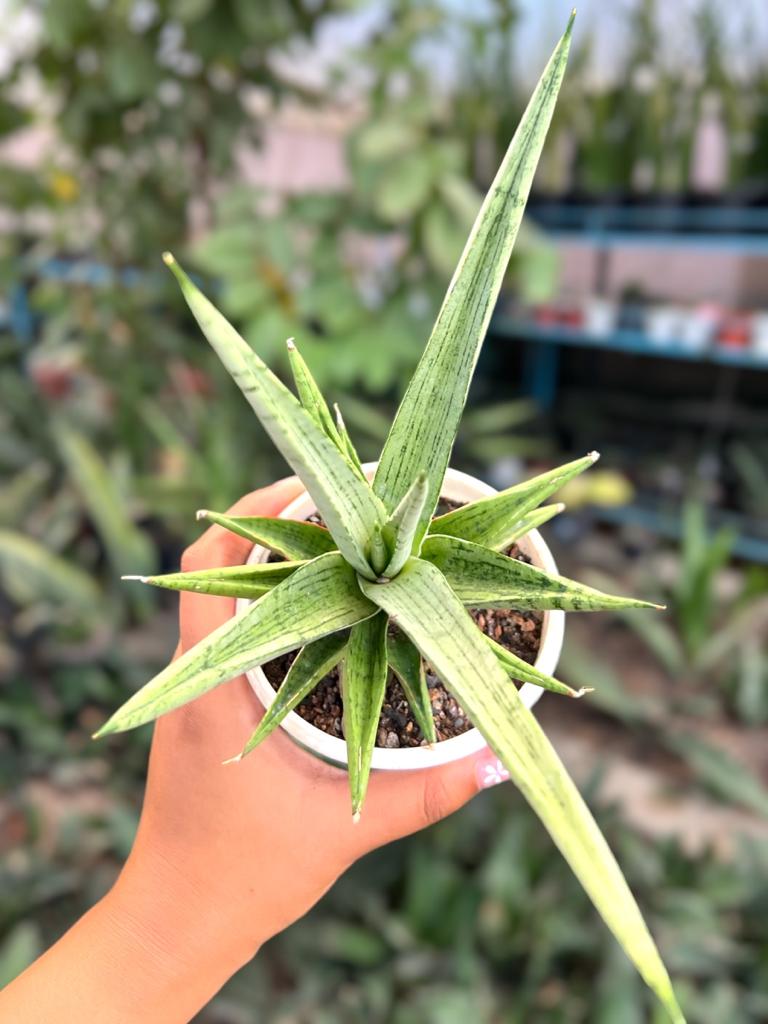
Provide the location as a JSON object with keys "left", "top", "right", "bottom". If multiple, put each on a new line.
{"left": 475, "top": 754, "right": 510, "bottom": 789}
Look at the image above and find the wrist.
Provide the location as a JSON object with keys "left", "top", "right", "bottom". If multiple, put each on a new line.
{"left": 103, "top": 848, "right": 259, "bottom": 1016}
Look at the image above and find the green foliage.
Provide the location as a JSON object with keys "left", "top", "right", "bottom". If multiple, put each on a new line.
{"left": 93, "top": 19, "right": 684, "bottom": 1018}
{"left": 606, "top": 503, "right": 768, "bottom": 725}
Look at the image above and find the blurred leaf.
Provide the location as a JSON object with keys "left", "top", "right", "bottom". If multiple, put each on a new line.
{"left": 0, "top": 530, "right": 100, "bottom": 611}
{"left": 0, "top": 921, "right": 42, "bottom": 987}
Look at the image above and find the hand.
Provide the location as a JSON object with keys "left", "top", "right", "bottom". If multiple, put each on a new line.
{"left": 122, "top": 477, "right": 501, "bottom": 942}
{"left": 0, "top": 479, "right": 505, "bottom": 1024}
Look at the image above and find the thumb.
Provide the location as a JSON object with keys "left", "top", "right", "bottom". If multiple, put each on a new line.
{"left": 357, "top": 745, "right": 509, "bottom": 851}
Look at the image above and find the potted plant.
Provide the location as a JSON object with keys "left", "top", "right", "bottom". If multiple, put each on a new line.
{"left": 95, "top": 15, "right": 685, "bottom": 1023}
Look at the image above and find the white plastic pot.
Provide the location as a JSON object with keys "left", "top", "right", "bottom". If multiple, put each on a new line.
{"left": 236, "top": 464, "right": 565, "bottom": 770}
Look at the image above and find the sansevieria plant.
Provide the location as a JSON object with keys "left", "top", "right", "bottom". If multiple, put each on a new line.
{"left": 94, "top": 15, "right": 684, "bottom": 1023}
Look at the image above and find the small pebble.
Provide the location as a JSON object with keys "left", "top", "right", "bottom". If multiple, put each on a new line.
{"left": 384, "top": 731, "right": 400, "bottom": 748}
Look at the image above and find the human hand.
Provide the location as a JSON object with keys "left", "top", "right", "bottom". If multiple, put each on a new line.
{"left": 120, "top": 478, "right": 502, "bottom": 946}
{"left": 0, "top": 479, "right": 505, "bottom": 1024}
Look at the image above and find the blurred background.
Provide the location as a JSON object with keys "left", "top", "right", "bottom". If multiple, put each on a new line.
{"left": 1, "top": 0, "right": 767, "bottom": 1020}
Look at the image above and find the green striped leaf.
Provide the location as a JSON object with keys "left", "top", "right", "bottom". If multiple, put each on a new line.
{"left": 429, "top": 453, "right": 596, "bottom": 549}
{"left": 499, "top": 503, "right": 565, "bottom": 547}
{"left": 486, "top": 635, "right": 591, "bottom": 699}
{"left": 358, "top": 558, "right": 684, "bottom": 1024}
{"left": 334, "top": 403, "right": 366, "bottom": 479}
{"left": 421, "top": 535, "right": 660, "bottom": 612}
{"left": 93, "top": 553, "right": 377, "bottom": 736}
{"left": 124, "top": 560, "right": 304, "bottom": 599}
{"left": 164, "top": 255, "right": 384, "bottom": 578}
{"left": 342, "top": 611, "right": 389, "bottom": 818}
{"left": 382, "top": 473, "right": 429, "bottom": 578}
{"left": 368, "top": 523, "right": 389, "bottom": 577}
{"left": 286, "top": 339, "right": 343, "bottom": 447}
{"left": 196, "top": 510, "right": 337, "bottom": 561}
{"left": 234, "top": 633, "right": 349, "bottom": 759}
{"left": 386, "top": 631, "right": 435, "bottom": 743}
{"left": 372, "top": 18, "right": 573, "bottom": 543}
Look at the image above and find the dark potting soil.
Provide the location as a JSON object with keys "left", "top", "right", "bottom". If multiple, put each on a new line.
{"left": 262, "top": 502, "right": 543, "bottom": 748}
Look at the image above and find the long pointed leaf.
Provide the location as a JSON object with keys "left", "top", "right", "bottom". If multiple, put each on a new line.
{"left": 486, "top": 634, "right": 591, "bottom": 699}
{"left": 334, "top": 403, "right": 366, "bottom": 479}
{"left": 422, "top": 535, "right": 661, "bottom": 612}
{"left": 382, "top": 473, "right": 429, "bottom": 578}
{"left": 499, "top": 503, "right": 565, "bottom": 547}
{"left": 430, "top": 453, "right": 596, "bottom": 549}
{"left": 196, "top": 510, "right": 337, "bottom": 560}
{"left": 124, "top": 561, "right": 304, "bottom": 599}
{"left": 386, "top": 632, "right": 436, "bottom": 743}
{"left": 234, "top": 633, "right": 349, "bottom": 759}
{"left": 286, "top": 338, "right": 343, "bottom": 447}
{"left": 164, "top": 255, "right": 384, "bottom": 577}
{"left": 358, "top": 559, "right": 684, "bottom": 1023}
{"left": 372, "top": 18, "right": 573, "bottom": 542}
{"left": 342, "top": 611, "right": 389, "bottom": 818}
{"left": 94, "top": 553, "right": 377, "bottom": 736}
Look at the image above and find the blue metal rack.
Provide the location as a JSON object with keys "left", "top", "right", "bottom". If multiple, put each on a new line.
{"left": 526, "top": 202, "right": 768, "bottom": 253}
{"left": 490, "top": 203, "right": 768, "bottom": 563}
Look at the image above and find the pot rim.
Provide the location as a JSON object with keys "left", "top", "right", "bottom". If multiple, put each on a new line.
{"left": 236, "top": 463, "right": 565, "bottom": 770}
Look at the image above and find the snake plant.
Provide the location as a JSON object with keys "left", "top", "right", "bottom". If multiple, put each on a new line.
{"left": 94, "top": 16, "right": 684, "bottom": 1022}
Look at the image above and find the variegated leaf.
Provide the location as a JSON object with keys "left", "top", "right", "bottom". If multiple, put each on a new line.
{"left": 342, "top": 611, "right": 389, "bottom": 817}
{"left": 499, "top": 503, "right": 564, "bottom": 546}
{"left": 421, "top": 535, "right": 660, "bottom": 612}
{"left": 234, "top": 633, "right": 349, "bottom": 759}
{"left": 196, "top": 510, "right": 337, "bottom": 561}
{"left": 382, "top": 472, "right": 429, "bottom": 578}
{"left": 486, "top": 634, "right": 591, "bottom": 699}
{"left": 429, "top": 453, "right": 596, "bottom": 549}
{"left": 373, "top": 18, "right": 574, "bottom": 543}
{"left": 358, "top": 558, "right": 684, "bottom": 1024}
{"left": 124, "top": 560, "right": 304, "bottom": 599}
{"left": 286, "top": 339, "right": 343, "bottom": 447}
{"left": 94, "top": 553, "right": 377, "bottom": 736}
{"left": 386, "top": 631, "right": 436, "bottom": 743}
{"left": 334, "top": 403, "right": 366, "bottom": 479}
{"left": 164, "top": 255, "right": 384, "bottom": 578}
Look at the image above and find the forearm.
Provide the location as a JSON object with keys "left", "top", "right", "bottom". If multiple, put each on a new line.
{"left": 0, "top": 856, "right": 256, "bottom": 1024}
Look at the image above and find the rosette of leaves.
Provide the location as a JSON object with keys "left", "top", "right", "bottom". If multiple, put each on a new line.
{"left": 94, "top": 18, "right": 684, "bottom": 1022}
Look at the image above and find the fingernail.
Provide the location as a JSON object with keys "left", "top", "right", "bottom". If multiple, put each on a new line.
{"left": 475, "top": 752, "right": 510, "bottom": 790}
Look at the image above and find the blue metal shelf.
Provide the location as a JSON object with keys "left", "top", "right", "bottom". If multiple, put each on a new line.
{"left": 492, "top": 319, "right": 768, "bottom": 372}
{"left": 527, "top": 203, "right": 768, "bottom": 253}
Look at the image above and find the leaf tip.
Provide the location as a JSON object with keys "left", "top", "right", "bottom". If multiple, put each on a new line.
{"left": 222, "top": 753, "right": 243, "bottom": 766}
{"left": 162, "top": 251, "right": 175, "bottom": 267}
{"left": 573, "top": 687, "right": 594, "bottom": 698}
{"left": 352, "top": 809, "right": 361, "bottom": 825}
{"left": 588, "top": 450, "right": 600, "bottom": 463}
{"left": 196, "top": 509, "right": 210, "bottom": 521}
{"left": 121, "top": 574, "right": 148, "bottom": 583}
{"left": 286, "top": 337, "right": 296, "bottom": 351}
